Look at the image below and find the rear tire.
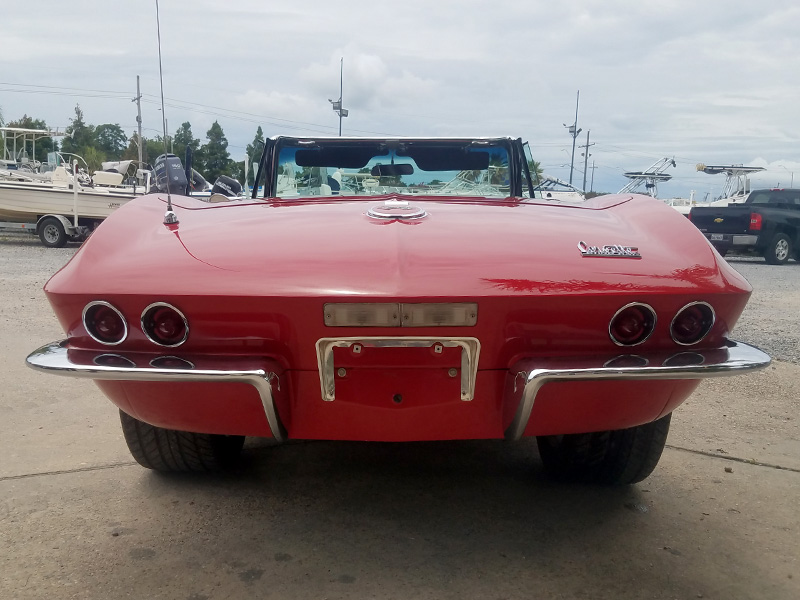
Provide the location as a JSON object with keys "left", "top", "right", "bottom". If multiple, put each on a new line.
{"left": 38, "top": 217, "right": 68, "bottom": 248}
{"left": 536, "top": 413, "right": 671, "bottom": 485}
{"left": 763, "top": 233, "right": 791, "bottom": 265}
{"left": 119, "top": 410, "right": 245, "bottom": 472}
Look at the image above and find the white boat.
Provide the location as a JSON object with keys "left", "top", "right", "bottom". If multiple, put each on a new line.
{"left": 695, "top": 163, "right": 765, "bottom": 206}
{"left": 0, "top": 127, "right": 152, "bottom": 246}
{"left": 533, "top": 175, "right": 586, "bottom": 202}
{"left": 0, "top": 175, "right": 142, "bottom": 223}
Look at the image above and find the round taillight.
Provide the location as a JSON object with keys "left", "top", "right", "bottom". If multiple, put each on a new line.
{"left": 141, "top": 303, "right": 188, "bottom": 347}
{"left": 671, "top": 302, "right": 715, "bottom": 346}
{"left": 609, "top": 303, "right": 656, "bottom": 346}
{"left": 83, "top": 301, "right": 127, "bottom": 345}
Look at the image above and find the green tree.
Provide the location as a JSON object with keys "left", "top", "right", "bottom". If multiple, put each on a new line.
{"left": 93, "top": 124, "right": 128, "bottom": 161}
{"left": 6, "top": 114, "right": 58, "bottom": 163}
{"left": 200, "top": 121, "right": 232, "bottom": 182}
{"left": 121, "top": 134, "right": 142, "bottom": 163}
{"left": 82, "top": 147, "right": 106, "bottom": 172}
{"left": 145, "top": 137, "right": 168, "bottom": 163}
{"left": 61, "top": 104, "right": 95, "bottom": 157}
{"left": 234, "top": 125, "right": 266, "bottom": 184}
{"left": 172, "top": 121, "right": 200, "bottom": 166}
{"left": 527, "top": 159, "right": 544, "bottom": 184}
{"left": 246, "top": 126, "right": 265, "bottom": 165}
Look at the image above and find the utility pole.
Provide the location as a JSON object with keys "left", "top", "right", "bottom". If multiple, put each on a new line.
{"left": 580, "top": 130, "right": 594, "bottom": 192}
{"left": 564, "top": 91, "right": 581, "bottom": 185}
{"left": 590, "top": 160, "right": 597, "bottom": 193}
{"left": 132, "top": 75, "right": 143, "bottom": 164}
{"left": 328, "top": 57, "right": 348, "bottom": 136}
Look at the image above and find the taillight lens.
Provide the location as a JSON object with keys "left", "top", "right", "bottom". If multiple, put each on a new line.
{"left": 749, "top": 213, "right": 762, "bottom": 231}
{"left": 141, "top": 303, "right": 188, "bottom": 347}
{"left": 671, "top": 302, "right": 715, "bottom": 346}
{"left": 609, "top": 303, "right": 656, "bottom": 346}
{"left": 83, "top": 301, "right": 127, "bottom": 345}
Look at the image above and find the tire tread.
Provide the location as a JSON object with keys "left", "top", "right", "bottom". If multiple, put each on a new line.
{"left": 119, "top": 410, "right": 244, "bottom": 472}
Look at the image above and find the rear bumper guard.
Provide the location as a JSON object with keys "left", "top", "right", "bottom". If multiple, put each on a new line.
{"left": 504, "top": 340, "right": 770, "bottom": 440}
{"left": 27, "top": 339, "right": 770, "bottom": 445}
{"left": 25, "top": 340, "right": 286, "bottom": 442}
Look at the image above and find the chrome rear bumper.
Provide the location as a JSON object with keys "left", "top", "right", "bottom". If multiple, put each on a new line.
{"left": 25, "top": 341, "right": 286, "bottom": 442}
{"left": 504, "top": 341, "right": 770, "bottom": 440}
{"left": 27, "top": 339, "right": 770, "bottom": 445}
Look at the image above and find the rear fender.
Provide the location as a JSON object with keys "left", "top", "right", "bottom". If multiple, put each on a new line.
{"left": 36, "top": 213, "right": 82, "bottom": 237}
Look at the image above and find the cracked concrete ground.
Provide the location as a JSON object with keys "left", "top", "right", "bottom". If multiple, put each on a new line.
{"left": 1, "top": 235, "right": 798, "bottom": 600}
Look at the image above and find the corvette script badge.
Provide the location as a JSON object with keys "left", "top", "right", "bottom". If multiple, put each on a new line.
{"left": 578, "top": 241, "right": 641, "bottom": 259}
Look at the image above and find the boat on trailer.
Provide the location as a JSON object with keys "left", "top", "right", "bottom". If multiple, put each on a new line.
{"left": 0, "top": 127, "right": 151, "bottom": 247}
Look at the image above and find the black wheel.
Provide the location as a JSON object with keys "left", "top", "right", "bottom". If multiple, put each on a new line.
{"left": 536, "top": 413, "right": 671, "bottom": 485}
{"left": 38, "top": 217, "right": 68, "bottom": 248}
{"left": 119, "top": 410, "right": 245, "bottom": 472}
{"left": 763, "top": 233, "right": 791, "bottom": 265}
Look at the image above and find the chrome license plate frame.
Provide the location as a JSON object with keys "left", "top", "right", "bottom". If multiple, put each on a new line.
{"left": 315, "top": 337, "right": 481, "bottom": 402}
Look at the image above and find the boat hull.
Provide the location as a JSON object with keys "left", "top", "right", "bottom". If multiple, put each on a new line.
{"left": 0, "top": 181, "right": 135, "bottom": 223}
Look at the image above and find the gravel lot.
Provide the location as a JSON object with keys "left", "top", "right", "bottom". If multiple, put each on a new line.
{"left": 724, "top": 257, "right": 800, "bottom": 364}
{"left": 1, "top": 232, "right": 798, "bottom": 600}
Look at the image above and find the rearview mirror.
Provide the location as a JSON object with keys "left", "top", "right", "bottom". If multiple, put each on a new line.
{"left": 371, "top": 163, "right": 414, "bottom": 177}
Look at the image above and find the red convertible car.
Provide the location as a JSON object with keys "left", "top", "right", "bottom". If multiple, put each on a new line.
{"left": 27, "top": 136, "right": 770, "bottom": 484}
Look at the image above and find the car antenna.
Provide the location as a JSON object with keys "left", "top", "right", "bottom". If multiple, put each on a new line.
{"left": 155, "top": 0, "right": 177, "bottom": 225}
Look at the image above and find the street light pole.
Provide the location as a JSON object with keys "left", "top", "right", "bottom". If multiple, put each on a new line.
{"left": 580, "top": 129, "right": 594, "bottom": 192}
{"left": 564, "top": 91, "right": 581, "bottom": 185}
{"left": 328, "top": 57, "right": 349, "bottom": 136}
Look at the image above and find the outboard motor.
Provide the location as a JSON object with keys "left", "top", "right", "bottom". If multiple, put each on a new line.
{"left": 153, "top": 154, "right": 188, "bottom": 194}
{"left": 189, "top": 169, "right": 211, "bottom": 193}
{"left": 211, "top": 175, "right": 243, "bottom": 198}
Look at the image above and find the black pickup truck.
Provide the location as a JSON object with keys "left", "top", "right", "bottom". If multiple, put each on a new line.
{"left": 689, "top": 188, "right": 800, "bottom": 264}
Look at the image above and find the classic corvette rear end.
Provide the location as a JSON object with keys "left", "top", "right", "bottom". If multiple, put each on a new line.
{"left": 27, "top": 136, "right": 770, "bottom": 484}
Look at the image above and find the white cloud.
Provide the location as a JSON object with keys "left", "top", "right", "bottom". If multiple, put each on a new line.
{"left": 1, "top": 0, "right": 799, "bottom": 197}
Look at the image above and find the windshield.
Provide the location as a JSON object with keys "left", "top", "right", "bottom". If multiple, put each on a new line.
{"left": 274, "top": 141, "right": 511, "bottom": 199}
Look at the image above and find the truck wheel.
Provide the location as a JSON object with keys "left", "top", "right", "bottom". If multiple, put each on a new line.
{"left": 38, "top": 217, "right": 68, "bottom": 248}
{"left": 536, "top": 413, "right": 671, "bottom": 485}
{"left": 119, "top": 410, "right": 245, "bottom": 472}
{"left": 764, "top": 233, "right": 791, "bottom": 265}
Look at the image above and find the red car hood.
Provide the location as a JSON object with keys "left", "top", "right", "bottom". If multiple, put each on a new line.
{"left": 48, "top": 193, "right": 750, "bottom": 298}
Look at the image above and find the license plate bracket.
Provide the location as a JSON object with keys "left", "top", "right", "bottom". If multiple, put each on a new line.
{"left": 316, "top": 337, "right": 480, "bottom": 402}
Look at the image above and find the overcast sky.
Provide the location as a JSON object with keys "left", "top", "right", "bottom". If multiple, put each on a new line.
{"left": 2, "top": 0, "right": 799, "bottom": 198}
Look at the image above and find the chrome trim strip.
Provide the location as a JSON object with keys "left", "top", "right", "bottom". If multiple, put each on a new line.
{"left": 25, "top": 341, "right": 285, "bottom": 442}
{"left": 608, "top": 302, "right": 657, "bottom": 347}
{"left": 315, "top": 336, "right": 480, "bottom": 402}
{"left": 82, "top": 301, "right": 128, "bottom": 346}
{"left": 505, "top": 340, "right": 771, "bottom": 441}
{"left": 140, "top": 302, "right": 189, "bottom": 348}
{"left": 670, "top": 301, "right": 715, "bottom": 346}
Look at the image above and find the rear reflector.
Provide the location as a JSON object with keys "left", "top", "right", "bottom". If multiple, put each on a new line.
{"left": 324, "top": 303, "right": 478, "bottom": 327}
